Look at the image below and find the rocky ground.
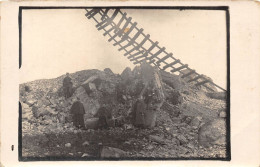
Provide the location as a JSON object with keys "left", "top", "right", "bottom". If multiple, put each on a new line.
{"left": 20, "top": 64, "right": 228, "bottom": 160}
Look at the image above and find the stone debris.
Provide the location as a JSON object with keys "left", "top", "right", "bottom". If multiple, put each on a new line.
{"left": 123, "top": 124, "right": 134, "bottom": 130}
{"left": 85, "top": 118, "right": 99, "bottom": 129}
{"left": 82, "top": 153, "right": 90, "bottom": 157}
{"left": 160, "top": 70, "right": 187, "bottom": 91}
{"left": 121, "top": 67, "right": 133, "bottom": 82}
{"left": 100, "top": 146, "right": 126, "bottom": 158}
{"left": 146, "top": 145, "right": 154, "bottom": 150}
{"left": 181, "top": 101, "right": 218, "bottom": 121}
{"left": 143, "top": 110, "right": 157, "bottom": 128}
{"left": 82, "top": 75, "right": 99, "bottom": 85}
{"left": 27, "top": 100, "right": 37, "bottom": 107}
{"left": 149, "top": 135, "right": 166, "bottom": 145}
{"left": 219, "top": 110, "right": 227, "bottom": 118}
{"left": 82, "top": 141, "right": 90, "bottom": 146}
{"left": 104, "top": 68, "right": 114, "bottom": 75}
{"left": 177, "top": 135, "right": 188, "bottom": 145}
{"left": 20, "top": 63, "right": 227, "bottom": 158}
{"left": 189, "top": 116, "right": 202, "bottom": 127}
{"left": 198, "top": 118, "right": 226, "bottom": 147}
{"left": 206, "top": 92, "right": 226, "bottom": 100}
{"left": 65, "top": 143, "right": 71, "bottom": 148}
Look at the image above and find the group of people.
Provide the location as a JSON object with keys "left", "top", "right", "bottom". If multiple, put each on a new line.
{"left": 63, "top": 73, "right": 85, "bottom": 129}
{"left": 62, "top": 72, "right": 114, "bottom": 130}
{"left": 62, "top": 62, "right": 163, "bottom": 130}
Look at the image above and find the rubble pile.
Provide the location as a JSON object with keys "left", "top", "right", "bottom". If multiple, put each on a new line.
{"left": 20, "top": 63, "right": 227, "bottom": 158}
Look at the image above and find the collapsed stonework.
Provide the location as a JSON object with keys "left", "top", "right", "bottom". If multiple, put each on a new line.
{"left": 20, "top": 63, "right": 227, "bottom": 150}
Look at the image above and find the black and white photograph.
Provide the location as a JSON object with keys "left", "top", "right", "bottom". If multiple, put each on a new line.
{"left": 18, "top": 7, "right": 230, "bottom": 160}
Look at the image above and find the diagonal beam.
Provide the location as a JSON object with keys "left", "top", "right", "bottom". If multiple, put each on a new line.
{"left": 187, "top": 74, "right": 203, "bottom": 83}
{"left": 123, "top": 34, "right": 150, "bottom": 56}
{"left": 162, "top": 59, "right": 180, "bottom": 70}
{"left": 118, "top": 28, "right": 143, "bottom": 51}
{"left": 114, "top": 12, "right": 127, "bottom": 33}
{"left": 128, "top": 50, "right": 145, "bottom": 59}
{"left": 101, "top": 8, "right": 109, "bottom": 21}
{"left": 140, "top": 41, "right": 159, "bottom": 58}
{"left": 85, "top": 8, "right": 100, "bottom": 19}
{"left": 113, "top": 22, "right": 137, "bottom": 46}
{"left": 147, "top": 47, "right": 165, "bottom": 61}
{"left": 85, "top": 8, "right": 227, "bottom": 92}
{"left": 156, "top": 53, "right": 173, "bottom": 65}
{"left": 171, "top": 64, "right": 188, "bottom": 73}
{"left": 181, "top": 70, "right": 196, "bottom": 78}
{"left": 97, "top": 9, "right": 119, "bottom": 30}
{"left": 108, "top": 17, "right": 132, "bottom": 42}
{"left": 133, "top": 58, "right": 155, "bottom": 65}
{"left": 103, "top": 12, "right": 127, "bottom": 36}
{"left": 195, "top": 79, "right": 210, "bottom": 86}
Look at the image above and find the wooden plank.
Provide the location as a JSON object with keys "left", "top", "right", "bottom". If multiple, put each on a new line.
{"left": 171, "top": 64, "right": 188, "bottom": 73}
{"left": 129, "top": 53, "right": 146, "bottom": 61}
{"left": 117, "top": 17, "right": 132, "bottom": 37}
{"left": 147, "top": 47, "right": 165, "bottom": 61}
{"left": 102, "top": 11, "right": 124, "bottom": 36}
{"left": 97, "top": 9, "right": 119, "bottom": 30}
{"left": 85, "top": 9, "right": 100, "bottom": 19}
{"left": 103, "top": 25, "right": 115, "bottom": 36}
{"left": 187, "top": 74, "right": 203, "bottom": 83}
{"left": 114, "top": 12, "right": 127, "bottom": 33}
{"left": 128, "top": 50, "right": 145, "bottom": 59}
{"left": 108, "top": 17, "right": 132, "bottom": 42}
{"left": 89, "top": 11, "right": 139, "bottom": 71}
{"left": 134, "top": 58, "right": 155, "bottom": 65}
{"left": 87, "top": 10, "right": 227, "bottom": 92}
{"left": 120, "top": 22, "right": 137, "bottom": 38}
{"left": 181, "top": 69, "right": 196, "bottom": 78}
{"left": 101, "top": 9, "right": 109, "bottom": 21}
{"left": 123, "top": 34, "right": 150, "bottom": 56}
{"left": 85, "top": 9, "right": 96, "bottom": 17}
{"left": 156, "top": 53, "right": 172, "bottom": 65}
{"left": 195, "top": 79, "right": 210, "bottom": 86}
{"left": 162, "top": 59, "right": 180, "bottom": 70}
{"left": 206, "top": 80, "right": 226, "bottom": 92}
{"left": 202, "top": 84, "right": 215, "bottom": 92}
{"left": 140, "top": 41, "right": 159, "bottom": 59}
{"left": 118, "top": 28, "right": 144, "bottom": 51}
{"left": 113, "top": 22, "right": 137, "bottom": 46}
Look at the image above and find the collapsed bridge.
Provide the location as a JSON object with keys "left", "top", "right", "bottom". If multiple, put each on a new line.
{"left": 85, "top": 8, "right": 226, "bottom": 92}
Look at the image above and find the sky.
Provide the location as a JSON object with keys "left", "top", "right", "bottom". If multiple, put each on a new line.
{"left": 20, "top": 9, "right": 227, "bottom": 88}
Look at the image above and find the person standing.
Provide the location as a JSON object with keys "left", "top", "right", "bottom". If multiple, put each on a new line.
{"left": 63, "top": 72, "right": 73, "bottom": 99}
{"left": 70, "top": 97, "right": 85, "bottom": 129}
{"left": 132, "top": 96, "right": 147, "bottom": 128}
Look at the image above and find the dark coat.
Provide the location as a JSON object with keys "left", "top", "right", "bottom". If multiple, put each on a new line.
{"left": 63, "top": 76, "right": 72, "bottom": 87}
{"left": 133, "top": 99, "right": 147, "bottom": 126}
{"left": 70, "top": 101, "right": 85, "bottom": 115}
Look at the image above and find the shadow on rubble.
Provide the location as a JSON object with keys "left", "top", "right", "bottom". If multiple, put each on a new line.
{"left": 19, "top": 63, "right": 228, "bottom": 160}
{"left": 22, "top": 128, "right": 150, "bottom": 160}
